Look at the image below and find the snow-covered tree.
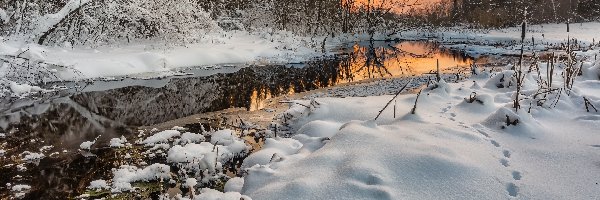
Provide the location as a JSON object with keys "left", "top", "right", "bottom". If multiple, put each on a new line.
{"left": 0, "top": 0, "right": 219, "bottom": 46}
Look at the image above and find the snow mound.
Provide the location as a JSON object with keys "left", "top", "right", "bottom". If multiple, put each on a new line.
{"left": 9, "top": 82, "right": 44, "bottom": 96}
{"left": 176, "top": 132, "right": 206, "bottom": 145}
{"left": 79, "top": 140, "right": 95, "bottom": 150}
{"left": 210, "top": 129, "right": 237, "bottom": 145}
{"left": 141, "top": 130, "right": 181, "bottom": 146}
{"left": 243, "top": 120, "right": 501, "bottom": 200}
{"left": 111, "top": 163, "right": 171, "bottom": 193}
{"left": 224, "top": 177, "right": 244, "bottom": 193}
{"left": 482, "top": 107, "right": 542, "bottom": 137}
{"left": 167, "top": 130, "right": 249, "bottom": 174}
{"left": 109, "top": 136, "right": 127, "bottom": 148}
{"left": 242, "top": 138, "right": 303, "bottom": 169}
{"left": 484, "top": 70, "right": 517, "bottom": 89}
{"left": 87, "top": 180, "right": 109, "bottom": 190}
{"left": 20, "top": 151, "right": 45, "bottom": 163}
{"left": 11, "top": 184, "right": 31, "bottom": 192}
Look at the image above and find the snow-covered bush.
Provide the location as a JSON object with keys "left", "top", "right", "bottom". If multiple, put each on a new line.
{"left": 0, "top": 0, "right": 219, "bottom": 46}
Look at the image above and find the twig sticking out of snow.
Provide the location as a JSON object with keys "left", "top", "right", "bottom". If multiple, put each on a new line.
{"left": 411, "top": 90, "right": 423, "bottom": 114}
{"left": 504, "top": 115, "right": 520, "bottom": 128}
{"left": 436, "top": 59, "right": 441, "bottom": 82}
{"left": 583, "top": 97, "right": 598, "bottom": 112}
{"left": 375, "top": 79, "right": 412, "bottom": 121}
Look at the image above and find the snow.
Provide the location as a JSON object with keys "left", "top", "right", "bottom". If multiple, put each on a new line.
{"left": 184, "top": 178, "right": 197, "bottom": 188}
{"left": 110, "top": 163, "right": 171, "bottom": 193}
{"left": 210, "top": 129, "right": 238, "bottom": 145}
{"left": 0, "top": 31, "right": 321, "bottom": 81}
{"left": 1, "top": 21, "right": 598, "bottom": 98}
{"left": 79, "top": 140, "right": 95, "bottom": 150}
{"left": 141, "top": 130, "right": 181, "bottom": 145}
{"left": 176, "top": 132, "right": 205, "bottom": 145}
{"left": 10, "top": 184, "right": 30, "bottom": 192}
{"left": 395, "top": 22, "right": 600, "bottom": 57}
{"left": 241, "top": 138, "right": 303, "bottom": 169}
{"left": 166, "top": 140, "right": 248, "bottom": 173}
{"left": 0, "top": 8, "right": 10, "bottom": 24}
{"left": 9, "top": 82, "right": 44, "bottom": 96}
{"left": 109, "top": 136, "right": 128, "bottom": 148}
{"left": 20, "top": 151, "right": 45, "bottom": 163}
{"left": 87, "top": 180, "right": 109, "bottom": 190}
{"left": 171, "top": 126, "right": 187, "bottom": 131}
{"left": 0, "top": 8, "right": 8, "bottom": 24}
{"left": 11, "top": 184, "right": 31, "bottom": 198}
{"left": 224, "top": 177, "right": 244, "bottom": 193}
{"left": 16, "top": 164, "right": 26, "bottom": 171}
{"left": 33, "top": 0, "right": 91, "bottom": 38}
{"left": 39, "top": 145, "right": 53, "bottom": 152}
{"left": 238, "top": 50, "right": 600, "bottom": 199}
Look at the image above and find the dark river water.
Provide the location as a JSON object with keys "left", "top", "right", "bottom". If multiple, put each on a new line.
{"left": 0, "top": 40, "right": 479, "bottom": 199}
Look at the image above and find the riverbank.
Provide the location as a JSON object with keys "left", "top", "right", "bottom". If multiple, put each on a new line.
{"left": 1, "top": 22, "right": 599, "bottom": 199}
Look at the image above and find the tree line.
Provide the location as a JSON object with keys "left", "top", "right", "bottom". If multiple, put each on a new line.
{"left": 0, "top": 0, "right": 598, "bottom": 46}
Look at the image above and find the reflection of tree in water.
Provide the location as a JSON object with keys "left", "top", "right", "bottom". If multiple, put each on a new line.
{"left": 339, "top": 41, "right": 427, "bottom": 81}
{"left": 337, "top": 40, "right": 471, "bottom": 81}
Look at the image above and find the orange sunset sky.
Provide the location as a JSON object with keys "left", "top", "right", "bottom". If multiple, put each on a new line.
{"left": 350, "top": 0, "right": 441, "bottom": 13}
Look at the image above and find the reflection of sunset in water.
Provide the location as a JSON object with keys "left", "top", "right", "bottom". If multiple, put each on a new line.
{"left": 348, "top": 0, "right": 439, "bottom": 13}
{"left": 335, "top": 41, "right": 473, "bottom": 84}
{"left": 246, "top": 40, "right": 474, "bottom": 111}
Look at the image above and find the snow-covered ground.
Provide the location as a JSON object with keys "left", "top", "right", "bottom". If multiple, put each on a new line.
{"left": 3, "top": 21, "right": 600, "bottom": 199}
{"left": 397, "top": 22, "right": 600, "bottom": 57}
{"left": 61, "top": 45, "right": 600, "bottom": 200}
{"left": 3, "top": 22, "right": 599, "bottom": 82}
{"left": 0, "top": 31, "right": 320, "bottom": 80}
{"left": 397, "top": 22, "right": 600, "bottom": 45}
{"left": 237, "top": 48, "right": 600, "bottom": 199}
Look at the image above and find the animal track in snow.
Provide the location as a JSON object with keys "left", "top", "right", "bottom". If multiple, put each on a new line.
{"left": 475, "top": 126, "right": 522, "bottom": 197}
{"left": 441, "top": 106, "right": 451, "bottom": 113}
{"left": 500, "top": 158, "right": 510, "bottom": 167}
{"left": 512, "top": 171, "right": 522, "bottom": 180}
{"left": 506, "top": 183, "right": 519, "bottom": 197}
{"left": 491, "top": 140, "right": 501, "bottom": 147}
{"left": 503, "top": 150, "right": 511, "bottom": 158}
{"left": 476, "top": 129, "right": 490, "bottom": 138}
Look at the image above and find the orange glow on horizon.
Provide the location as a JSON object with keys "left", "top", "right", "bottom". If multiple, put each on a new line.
{"left": 345, "top": 0, "right": 439, "bottom": 13}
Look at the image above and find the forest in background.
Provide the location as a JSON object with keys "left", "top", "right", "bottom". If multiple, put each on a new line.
{"left": 0, "top": 0, "right": 598, "bottom": 46}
